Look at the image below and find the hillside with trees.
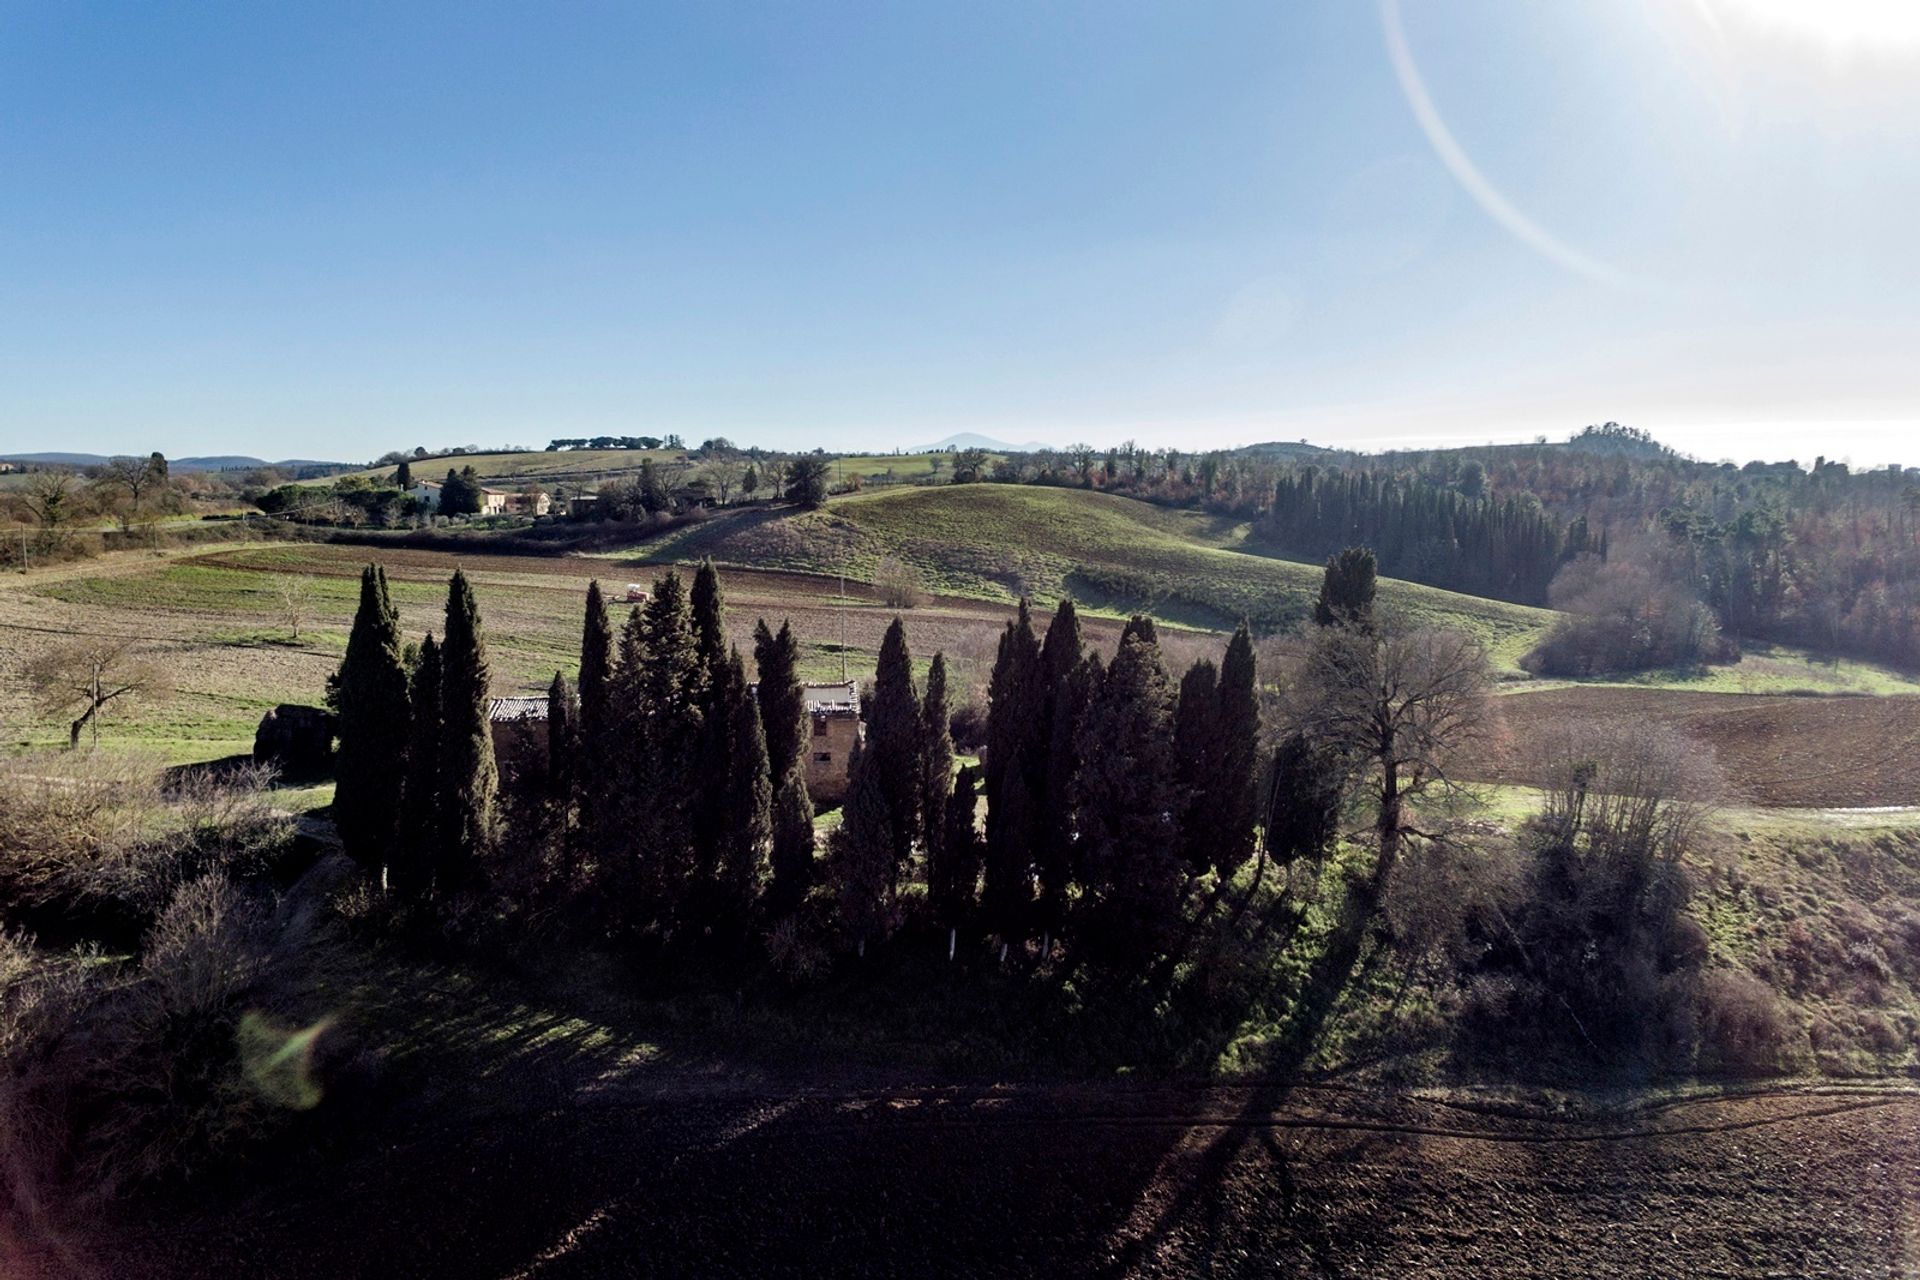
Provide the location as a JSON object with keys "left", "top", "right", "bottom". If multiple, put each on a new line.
{"left": 911, "top": 425, "right": 1918, "bottom": 672}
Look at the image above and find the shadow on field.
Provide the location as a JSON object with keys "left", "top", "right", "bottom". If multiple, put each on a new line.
{"left": 1096, "top": 868, "right": 1388, "bottom": 1276}
{"left": 606, "top": 505, "right": 794, "bottom": 571}
{"left": 97, "top": 874, "right": 1390, "bottom": 1279}
{"left": 109, "top": 1019, "right": 1210, "bottom": 1277}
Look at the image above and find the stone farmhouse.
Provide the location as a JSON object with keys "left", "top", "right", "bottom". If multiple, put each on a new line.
{"left": 484, "top": 679, "right": 862, "bottom": 805}
{"left": 795, "top": 680, "right": 861, "bottom": 805}
{"left": 487, "top": 696, "right": 552, "bottom": 792}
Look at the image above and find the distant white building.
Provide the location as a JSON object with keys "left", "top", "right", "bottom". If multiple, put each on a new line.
{"left": 408, "top": 479, "right": 510, "bottom": 516}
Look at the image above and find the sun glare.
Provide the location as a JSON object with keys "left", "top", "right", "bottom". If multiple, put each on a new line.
{"left": 1699, "top": 0, "right": 1920, "bottom": 50}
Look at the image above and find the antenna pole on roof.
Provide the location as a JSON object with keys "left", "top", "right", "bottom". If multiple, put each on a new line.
{"left": 839, "top": 547, "right": 848, "bottom": 683}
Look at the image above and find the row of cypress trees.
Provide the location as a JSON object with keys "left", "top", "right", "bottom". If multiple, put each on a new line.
{"left": 332, "top": 565, "right": 499, "bottom": 894}
{"left": 558, "top": 566, "right": 793, "bottom": 942}
{"left": 333, "top": 558, "right": 1273, "bottom": 976}
{"left": 821, "top": 595, "right": 1264, "bottom": 972}
{"left": 334, "top": 560, "right": 800, "bottom": 939}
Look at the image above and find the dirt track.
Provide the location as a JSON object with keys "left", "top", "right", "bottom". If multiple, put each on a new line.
{"left": 58, "top": 1080, "right": 1920, "bottom": 1279}
{"left": 1472, "top": 687, "right": 1920, "bottom": 808}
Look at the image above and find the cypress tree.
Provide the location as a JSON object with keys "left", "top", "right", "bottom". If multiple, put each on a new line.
{"left": 334, "top": 565, "right": 410, "bottom": 875}
{"left": 578, "top": 581, "right": 615, "bottom": 738}
{"left": 985, "top": 769, "right": 1036, "bottom": 951}
{"left": 437, "top": 568, "right": 499, "bottom": 889}
{"left": 767, "top": 768, "right": 816, "bottom": 921}
{"left": 547, "top": 669, "right": 580, "bottom": 876}
{"left": 605, "top": 606, "right": 650, "bottom": 918}
{"left": 636, "top": 572, "right": 705, "bottom": 932}
{"left": 690, "top": 562, "right": 732, "bottom": 905}
{"left": 394, "top": 633, "right": 441, "bottom": 898}
{"left": 931, "top": 763, "right": 984, "bottom": 959}
{"left": 440, "top": 466, "right": 482, "bottom": 517}
{"left": 1032, "top": 600, "right": 1084, "bottom": 942}
{"left": 866, "top": 617, "right": 922, "bottom": 871}
{"left": 715, "top": 647, "right": 773, "bottom": 934}
{"left": 1173, "top": 657, "right": 1219, "bottom": 874}
{"left": 1314, "top": 547, "right": 1377, "bottom": 629}
{"left": 1072, "top": 630, "right": 1184, "bottom": 969}
{"left": 1265, "top": 733, "right": 1343, "bottom": 869}
{"left": 547, "top": 669, "right": 578, "bottom": 800}
{"left": 1120, "top": 613, "right": 1158, "bottom": 646}
{"left": 829, "top": 738, "right": 894, "bottom": 956}
{"left": 1039, "top": 598, "right": 1084, "bottom": 687}
{"left": 396, "top": 459, "right": 412, "bottom": 490}
{"left": 1037, "top": 652, "right": 1096, "bottom": 939}
{"left": 753, "top": 619, "right": 807, "bottom": 785}
{"left": 919, "top": 652, "right": 955, "bottom": 882}
{"left": 576, "top": 581, "right": 616, "bottom": 861}
{"left": 983, "top": 599, "right": 1041, "bottom": 941}
{"left": 1210, "top": 622, "right": 1261, "bottom": 877}
{"left": 690, "top": 559, "right": 727, "bottom": 680}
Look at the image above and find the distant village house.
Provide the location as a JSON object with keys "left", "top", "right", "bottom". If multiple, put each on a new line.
{"left": 407, "top": 479, "right": 515, "bottom": 517}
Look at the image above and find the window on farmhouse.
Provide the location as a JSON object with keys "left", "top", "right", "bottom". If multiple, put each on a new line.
{"left": 815, "top": 751, "right": 832, "bottom": 763}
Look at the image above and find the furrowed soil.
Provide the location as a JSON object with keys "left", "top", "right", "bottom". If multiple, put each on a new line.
{"left": 68, "top": 1075, "right": 1920, "bottom": 1279}
{"left": 1468, "top": 686, "right": 1920, "bottom": 808}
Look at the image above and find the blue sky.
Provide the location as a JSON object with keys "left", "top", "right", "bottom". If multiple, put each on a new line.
{"left": 3, "top": 0, "right": 1917, "bottom": 464}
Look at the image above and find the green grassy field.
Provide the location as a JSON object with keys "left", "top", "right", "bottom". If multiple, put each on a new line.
{"left": 641, "top": 484, "right": 1556, "bottom": 669}
{"left": 326, "top": 448, "right": 683, "bottom": 487}
{"left": 0, "top": 539, "right": 1041, "bottom": 760}
{"left": 825, "top": 451, "right": 986, "bottom": 486}
{"left": 7, "top": 486, "right": 1914, "bottom": 776}
{"left": 1506, "top": 643, "right": 1920, "bottom": 697}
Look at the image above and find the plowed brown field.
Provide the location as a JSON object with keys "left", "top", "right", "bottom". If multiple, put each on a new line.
{"left": 62, "top": 1080, "right": 1920, "bottom": 1279}
{"left": 1471, "top": 687, "right": 1920, "bottom": 808}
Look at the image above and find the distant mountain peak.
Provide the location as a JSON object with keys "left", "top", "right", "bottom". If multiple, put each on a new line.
{"left": 918, "top": 432, "right": 1051, "bottom": 453}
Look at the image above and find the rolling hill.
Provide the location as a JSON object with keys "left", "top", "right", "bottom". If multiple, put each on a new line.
{"left": 1, "top": 452, "right": 347, "bottom": 471}
{"left": 641, "top": 484, "right": 1555, "bottom": 667}
{"left": 326, "top": 447, "right": 987, "bottom": 491}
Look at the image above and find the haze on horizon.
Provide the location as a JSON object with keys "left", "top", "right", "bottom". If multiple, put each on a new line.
{"left": 3, "top": 1, "right": 1918, "bottom": 467}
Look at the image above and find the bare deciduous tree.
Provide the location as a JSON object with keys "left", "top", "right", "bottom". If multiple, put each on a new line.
{"left": 1289, "top": 624, "right": 1493, "bottom": 892}
{"left": 655, "top": 455, "right": 693, "bottom": 498}
{"left": 25, "top": 638, "right": 172, "bottom": 749}
{"left": 705, "top": 453, "right": 746, "bottom": 505}
{"left": 95, "top": 456, "right": 167, "bottom": 533}
{"left": 1534, "top": 721, "right": 1718, "bottom": 889}
{"left": 274, "top": 574, "right": 317, "bottom": 642}
{"left": 1500, "top": 722, "right": 1722, "bottom": 1056}
{"left": 872, "top": 555, "right": 927, "bottom": 609}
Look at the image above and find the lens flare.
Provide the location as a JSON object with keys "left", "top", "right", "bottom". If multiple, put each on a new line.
{"left": 1698, "top": 0, "right": 1920, "bottom": 49}
{"left": 1379, "top": 0, "right": 1641, "bottom": 290}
